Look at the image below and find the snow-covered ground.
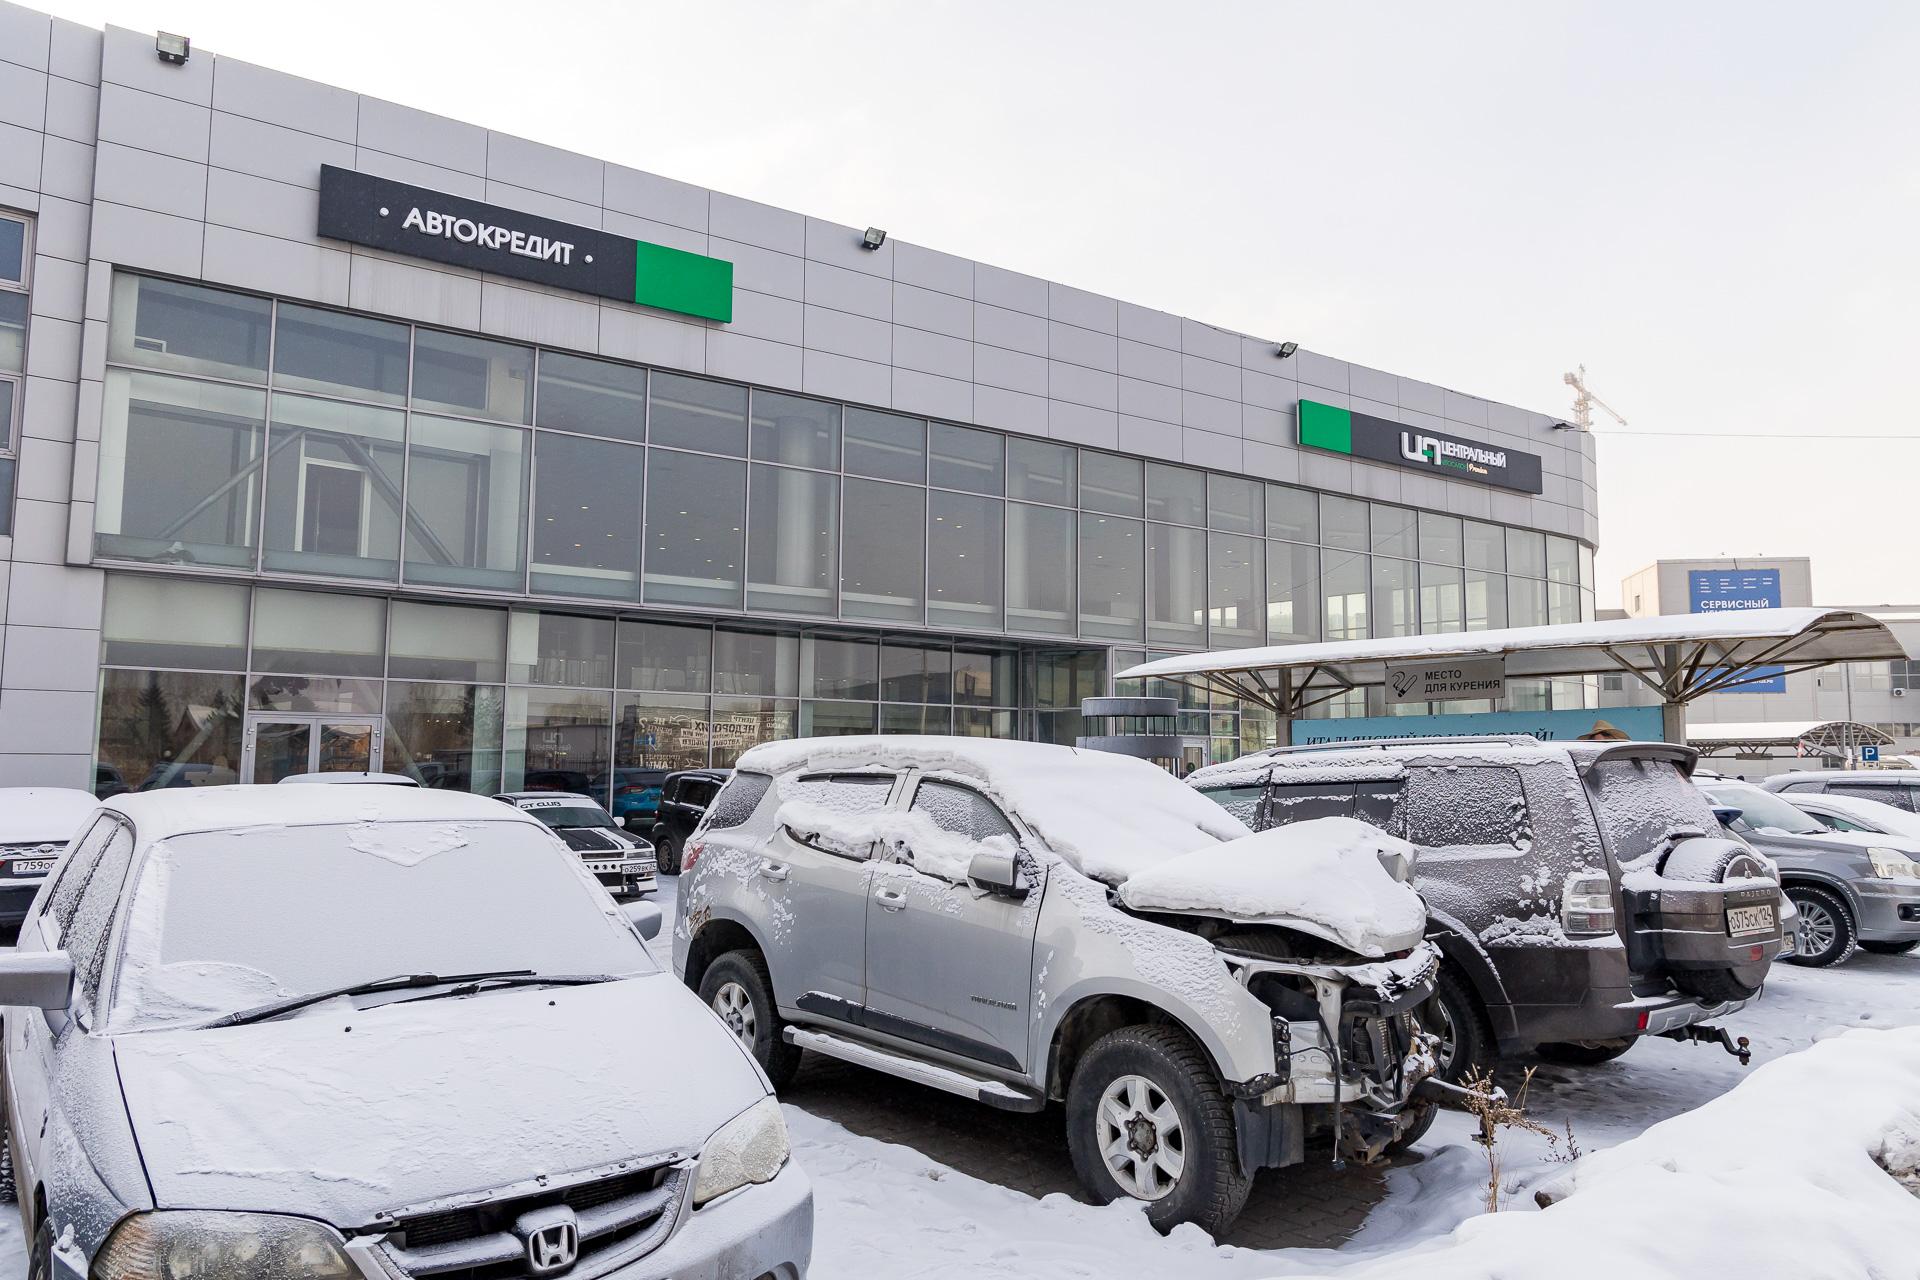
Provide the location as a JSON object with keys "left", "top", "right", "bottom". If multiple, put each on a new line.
{"left": 0, "top": 871, "right": 1912, "bottom": 1278}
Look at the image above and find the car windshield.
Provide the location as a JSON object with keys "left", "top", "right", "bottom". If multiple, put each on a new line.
{"left": 1703, "top": 784, "right": 1825, "bottom": 836}
{"left": 108, "top": 820, "right": 652, "bottom": 1032}
{"left": 523, "top": 804, "right": 619, "bottom": 831}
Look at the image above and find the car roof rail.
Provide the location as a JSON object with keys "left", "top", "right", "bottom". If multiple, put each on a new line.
{"left": 1260, "top": 734, "right": 1548, "bottom": 756}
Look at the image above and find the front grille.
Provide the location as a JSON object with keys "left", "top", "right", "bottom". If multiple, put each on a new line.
{"left": 1340, "top": 1001, "right": 1415, "bottom": 1087}
{"left": 375, "top": 1161, "right": 686, "bottom": 1280}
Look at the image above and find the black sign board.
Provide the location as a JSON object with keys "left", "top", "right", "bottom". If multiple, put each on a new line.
{"left": 1298, "top": 399, "right": 1545, "bottom": 494}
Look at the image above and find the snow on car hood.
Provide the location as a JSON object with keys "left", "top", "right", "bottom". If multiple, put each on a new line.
{"left": 1117, "top": 817, "right": 1428, "bottom": 957}
{"left": 112, "top": 973, "right": 763, "bottom": 1227}
{"left": 737, "top": 736, "right": 1249, "bottom": 885}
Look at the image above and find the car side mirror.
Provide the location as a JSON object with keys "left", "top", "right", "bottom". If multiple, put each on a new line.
{"left": 623, "top": 900, "right": 664, "bottom": 942}
{"left": 0, "top": 950, "right": 74, "bottom": 1011}
{"left": 1710, "top": 806, "right": 1742, "bottom": 828}
{"left": 967, "top": 849, "right": 1026, "bottom": 899}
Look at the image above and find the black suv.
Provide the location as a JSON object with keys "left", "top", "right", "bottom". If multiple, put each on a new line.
{"left": 649, "top": 768, "right": 731, "bottom": 874}
{"left": 1191, "top": 736, "right": 1784, "bottom": 1080}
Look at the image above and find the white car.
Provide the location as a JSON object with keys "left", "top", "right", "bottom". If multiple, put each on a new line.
{"left": 0, "top": 786, "right": 811, "bottom": 1280}
{"left": 1787, "top": 790, "right": 1920, "bottom": 843}
{"left": 0, "top": 787, "right": 99, "bottom": 932}
{"left": 494, "top": 791, "right": 658, "bottom": 897}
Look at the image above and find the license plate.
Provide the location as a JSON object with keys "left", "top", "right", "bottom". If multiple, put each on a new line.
{"left": 1727, "top": 903, "right": 1776, "bottom": 936}
{"left": 11, "top": 858, "right": 54, "bottom": 876}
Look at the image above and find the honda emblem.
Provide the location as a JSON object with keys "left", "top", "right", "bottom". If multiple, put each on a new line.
{"left": 515, "top": 1207, "right": 580, "bottom": 1276}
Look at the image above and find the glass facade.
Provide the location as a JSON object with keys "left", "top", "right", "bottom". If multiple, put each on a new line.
{"left": 0, "top": 210, "right": 27, "bottom": 532}
{"left": 89, "top": 273, "right": 1601, "bottom": 783}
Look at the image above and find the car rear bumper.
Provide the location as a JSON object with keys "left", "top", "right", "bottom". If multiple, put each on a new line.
{"left": 1855, "top": 880, "right": 1920, "bottom": 942}
{"left": 1488, "top": 941, "right": 1752, "bottom": 1049}
{"left": 0, "top": 876, "right": 44, "bottom": 926}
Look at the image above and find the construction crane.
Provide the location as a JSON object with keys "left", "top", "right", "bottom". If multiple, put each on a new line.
{"left": 1562, "top": 364, "right": 1628, "bottom": 432}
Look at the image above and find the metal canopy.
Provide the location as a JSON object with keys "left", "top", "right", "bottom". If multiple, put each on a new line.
{"left": 1688, "top": 719, "right": 1895, "bottom": 760}
{"left": 1115, "top": 609, "right": 1914, "bottom": 736}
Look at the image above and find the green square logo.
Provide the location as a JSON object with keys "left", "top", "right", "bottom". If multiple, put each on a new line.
{"left": 633, "top": 240, "right": 733, "bottom": 323}
{"left": 1297, "top": 400, "right": 1353, "bottom": 455}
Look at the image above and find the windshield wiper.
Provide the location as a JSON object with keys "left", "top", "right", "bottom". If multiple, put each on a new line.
{"left": 387, "top": 973, "right": 618, "bottom": 1006}
{"left": 204, "top": 969, "right": 539, "bottom": 1028}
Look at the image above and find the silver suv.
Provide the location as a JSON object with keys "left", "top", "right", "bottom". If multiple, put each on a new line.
{"left": 673, "top": 736, "right": 1443, "bottom": 1236}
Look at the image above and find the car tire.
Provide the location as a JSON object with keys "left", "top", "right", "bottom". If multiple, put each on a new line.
{"left": 1660, "top": 838, "right": 1773, "bottom": 1002}
{"left": 1065, "top": 1024, "right": 1250, "bottom": 1237}
{"left": 1420, "top": 964, "right": 1496, "bottom": 1086}
{"left": 0, "top": 1123, "right": 14, "bottom": 1205}
{"left": 698, "top": 950, "right": 800, "bottom": 1089}
{"left": 654, "top": 831, "right": 683, "bottom": 876}
{"left": 28, "top": 1214, "right": 50, "bottom": 1280}
{"left": 1534, "top": 1037, "right": 1636, "bottom": 1066}
{"left": 1785, "top": 885, "right": 1858, "bottom": 968}
{"left": 1860, "top": 940, "right": 1919, "bottom": 957}
{"left": 1384, "top": 1097, "right": 1438, "bottom": 1154}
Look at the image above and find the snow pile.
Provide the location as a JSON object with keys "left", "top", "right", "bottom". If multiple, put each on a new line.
{"left": 737, "top": 737, "right": 1249, "bottom": 884}
{"left": 1268, "top": 1026, "right": 1920, "bottom": 1280}
{"left": 778, "top": 798, "right": 1017, "bottom": 884}
{"left": 1117, "top": 818, "right": 1427, "bottom": 957}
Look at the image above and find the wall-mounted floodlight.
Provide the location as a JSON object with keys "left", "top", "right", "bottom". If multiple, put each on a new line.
{"left": 860, "top": 227, "right": 887, "bottom": 251}
{"left": 155, "top": 31, "right": 190, "bottom": 64}
{"left": 1276, "top": 341, "right": 1299, "bottom": 359}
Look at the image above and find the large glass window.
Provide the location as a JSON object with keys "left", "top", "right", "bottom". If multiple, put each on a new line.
{"left": 928, "top": 490, "right": 1003, "bottom": 630}
{"left": 881, "top": 642, "right": 952, "bottom": 703}
{"left": 1208, "top": 533, "right": 1263, "bottom": 648}
{"left": 1548, "top": 581, "right": 1582, "bottom": 625}
{"left": 1209, "top": 476, "right": 1262, "bottom": 534}
{"left": 402, "top": 414, "right": 529, "bottom": 591}
{"left": 1506, "top": 528, "right": 1546, "bottom": 580}
{"left": 1322, "top": 495, "right": 1368, "bottom": 551}
{"left": 272, "top": 304, "right": 408, "bottom": 404}
{"left": 1007, "top": 439, "right": 1075, "bottom": 506}
{"left": 1323, "top": 551, "right": 1369, "bottom": 640}
{"left": 1267, "top": 539, "right": 1320, "bottom": 644}
{"left": 711, "top": 696, "right": 795, "bottom": 765}
{"left": 747, "top": 464, "right": 837, "bottom": 615}
{"left": 1267, "top": 485, "right": 1317, "bottom": 544}
{"left": 953, "top": 649, "right": 1016, "bottom": 706}
{"left": 107, "top": 276, "right": 271, "bottom": 383}
{"left": 1464, "top": 519, "right": 1504, "bottom": 572}
{"left": 1419, "top": 513, "right": 1463, "bottom": 565}
{"left": 1508, "top": 575, "right": 1548, "bottom": 628}
{"left": 750, "top": 391, "right": 839, "bottom": 470}
{"left": 411, "top": 330, "right": 533, "bottom": 424}
{"left": 808, "top": 636, "right": 879, "bottom": 699}
{"left": 535, "top": 351, "right": 646, "bottom": 442}
{"left": 615, "top": 692, "right": 709, "bottom": 771}
{"left": 509, "top": 611, "right": 613, "bottom": 687}
{"left": 0, "top": 292, "right": 25, "bottom": 374}
{"left": 252, "top": 589, "right": 385, "bottom": 677}
{"left": 101, "top": 576, "right": 248, "bottom": 670}
{"left": 1371, "top": 505, "right": 1418, "bottom": 558}
{"left": 651, "top": 373, "right": 746, "bottom": 456}
{"left": 1371, "top": 557, "right": 1418, "bottom": 638}
{"left": 97, "top": 371, "right": 266, "bottom": 568}
{"left": 1147, "top": 523, "right": 1205, "bottom": 647}
{"left": 1420, "top": 564, "right": 1465, "bottom": 634}
{"left": 262, "top": 393, "right": 406, "bottom": 579}
{"left": 1079, "top": 513, "right": 1143, "bottom": 640}
{"left": 881, "top": 704, "right": 951, "bottom": 734}
{"left": 801, "top": 700, "right": 876, "bottom": 736}
{"left": 1081, "top": 452, "right": 1143, "bottom": 516}
{"left": 389, "top": 600, "right": 507, "bottom": 682}
{"left": 617, "top": 619, "right": 711, "bottom": 693}
{"left": 1007, "top": 502, "right": 1075, "bottom": 636}
{"left": 713, "top": 629, "right": 799, "bottom": 697}
{"left": 96, "top": 670, "right": 245, "bottom": 792}
{"left": 531, "top": 432, "right": 642, "bottom": 599}
{"left": 385, "top": 681, "right": 504, "bottom": 794}
{"left": 929, "top": 423, "right": 1003, "bottom": 494}
{"left": 1466, "top": 570, "right": 1507, "bottom": 631}
{"left": 1146, "top": 464, "right": 1205, "bottom": 527}
{"left": 506, "top": 688, "right": 611, "bottom": 804}
{"left": 1546, "top": 535, "right": 1580, "bottom": 585}
{"left": 843, "top": 408, "right": 924, "bottom": 482}
{"left": 644, "top": 450, "right": 745, "bottom": 608}
{"left": 840, "top": 478, "right": 924, "bottom": 622}
{"left": 0, "top": 216, "right": 24, "bottom": 285}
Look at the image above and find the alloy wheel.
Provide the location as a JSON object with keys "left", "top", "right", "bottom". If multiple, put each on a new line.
{"left": 1424, "top": 995, "right": 1459, "bottom": 1073}
{"left": 1798, "top": 900, "right": 1838, "bottom": 957}
{"left": 1096, "top": 1074, "right": 1185, "bottom": 1201}
{"left": 711, "top": 980, "right": 757, "bottom": 1046}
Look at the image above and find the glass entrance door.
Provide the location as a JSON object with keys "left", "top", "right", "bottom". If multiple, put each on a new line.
{"left": 244, "top": 715, "right": 382, "bottom": 783}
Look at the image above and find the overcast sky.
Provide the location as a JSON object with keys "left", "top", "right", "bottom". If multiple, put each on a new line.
{"left": 34, "top": 0, "right": 1920, "bottom": 606}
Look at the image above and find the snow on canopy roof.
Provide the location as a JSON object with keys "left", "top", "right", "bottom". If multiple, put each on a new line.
{"left": 735, "top": 736, "right": 1249, "bottom": 884}
{"left": 105, "top": 785, "right": 534, "bottom": 843}
{"left": 1118, "top": 608, "right": 1910, "bottom": 710}
{"left": 1687, "top": 719, "right": 1894, "bottom": 748}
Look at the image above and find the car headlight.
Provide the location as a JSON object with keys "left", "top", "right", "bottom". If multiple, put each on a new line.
{"left": 91, "top": 1211, "right": 356, "bottom": 1280}
{"left": 692, "top": 1096, "right": 790, "bottom": 1207}
{"left": 1868, "top": 847, "right": 1920, "bottom": 880}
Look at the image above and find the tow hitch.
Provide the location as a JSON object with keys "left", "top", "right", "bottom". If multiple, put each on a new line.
{"left": 1659, "top": 1022, "right": 1751, "bottom": 1065}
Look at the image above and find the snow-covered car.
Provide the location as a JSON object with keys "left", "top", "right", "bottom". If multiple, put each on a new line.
{"left": 1191, "top": 738, "right": 1783, "bottom": 1080}
{"left": 1762, "top": 768, "right": 1920, "bottom": 811}
{"left": 1703, "top": 779, "right": 1920, "bottom": 964}
{"left": 494, "top": 791, "right": 658, "bottom": 897}
{"left": 673, "top": 737, "right": 1443, "bottom": 1236}
{"left": 1783, "top": 789, "right": 1920, "bottom": 843}
{"left": 0, "top": 788, "right": 99, "bottom": 930}
{"left": 0, "top": 787, "right": 812, "bottom": 1280}
{"left": 279, "top": 771, "right": 422, "bottom": 786}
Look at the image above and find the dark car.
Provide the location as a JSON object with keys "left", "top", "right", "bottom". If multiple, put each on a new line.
{"left": 1191, "top": 736, "right": 1784, "bottom": 1081}
{"left": 649, "top": 769, "right": 731, "bottom": 874}
{"left": 612, "top": 767, "right": 670, "bottom": 832}
{"left": 492, "top": 791, "right": 657, "bottom": 897}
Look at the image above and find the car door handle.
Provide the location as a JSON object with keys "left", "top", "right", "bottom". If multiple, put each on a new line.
{"left": 873, "top": 887, "right": 908, "bottom": 911}
{"left": 758, "top": 860, "right": 790, "bottom": 882}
